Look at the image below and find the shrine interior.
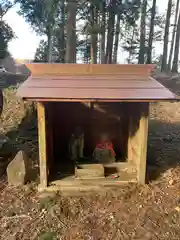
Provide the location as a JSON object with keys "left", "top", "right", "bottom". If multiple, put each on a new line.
{"left": 46, "top": 102, "right": 132, "bottom": 181}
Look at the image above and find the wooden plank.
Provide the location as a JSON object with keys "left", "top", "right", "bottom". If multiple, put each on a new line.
{"left": 20, "top": 98, "right": 177, "bottom": 103}
{"left": 18, "top": 87, "right": 175, "bottom": 100}
{"left": 37, "top": 102, "right": 48, "bottom": 188}
{"left": 46, "top": 103, "right": 54, "bottom": 172}
{"left": 26, "top": 63, "right": 155, "bottom": 76}
{"left": 127, "top": 103, "right": 141, "bottom": 165}
{"left": 23, "top": 79, "right": 164, "bottom": 89}
{"left": 29, "top": 75, "right": 153, "bottom": 82}
{"left": 137, "top": 103, "right": 149, "bottom": 184}
{"left": 127, "top": 103, "right": 149, "bottom": 183}
{"left": 27, "top": 75, "right": 152, "bottom": 81}
{"left": 127, "top": 114, "right": 133, "bottom": 162}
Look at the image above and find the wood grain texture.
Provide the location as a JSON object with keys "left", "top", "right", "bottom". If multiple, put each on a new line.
{"left": 46, "top": 103, "right": 54, "bottom": 172}
{"left": 18, "top": 86, "right": 175, "bottom": 100}
{"left": 23, "top": 78, "right": 164, "bottom": 89}
{"left": 37, "top": 102, "right": 48, "bottom": 188}
{"left": 26, "top": 63, "right": 155, "bottom": 76}
{"left": 127, "top": 103, "right": 141, "bottom": 165}
{"left": 17, "top": 64, "right": 176, "bottom": 101}
{"left": 127, "top": 103, "right": 149, "bottom": 184}
{"left": 137, "top": 103, "right": 149, "bottom": 184}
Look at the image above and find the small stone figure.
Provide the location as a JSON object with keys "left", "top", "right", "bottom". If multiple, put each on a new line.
{"left": 69, "top": 126, "right": 84, "bottom": 162}
{"left": 93, "top": 133, "right": 116, "bottom": 164}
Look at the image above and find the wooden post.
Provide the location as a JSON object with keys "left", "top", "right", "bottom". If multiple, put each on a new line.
{"left": 127, "top": 103, "right": 140, "bottom": 164}
{"left": 127, "top": 103, "right": 149, "bottom": 184}
{"left": 137, "top": 103, "right": 149, "bottom": 184}
{"left": 47, "top": 103, "right": 54, "bottom": 171}
{"left": 37, "top": 102, "right": 48, "bottom": 188}
{"left": 127, "top": 114, "right": 133, "bottom": 162}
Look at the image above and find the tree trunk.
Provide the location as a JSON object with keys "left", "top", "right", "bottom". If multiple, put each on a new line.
{"left": 105, "top": 4, "right": 116, "bottom": 64}
{"left": 139, "top": 0, "right": 147, "bottom": 64}
{"left": 84, "top": 35, "right": 89, "bottom": 64}
{"left": 65, "top": 0, "right": 77, "bottom": 63}
{"left": 147, "top": 0, "right": 156, "bottom": 64}
{"left": 172, "top": 11, "right": 180, "bottom": 72}
{"left": 168, "top": 0, "right": 180, "bottom": 70}
{"left": 100, "top": 1, "right": 106, "bottom": 64}
{"left": 59, "top": 0, "right": 65, "bottom": 63}
{"left": 128, "top": 27, "right": 135, "bottom": 63}
{"left": 90, "top": 4, "right": 98, "bottom": 64}
{"left": 161, "top": 0, "right": 173, "bottom": 72}
{"left": 47, "top": 26, "right": 53, "bottom": 63}
{"left": 113, "top": 13, "right": 121, "bottom": 64}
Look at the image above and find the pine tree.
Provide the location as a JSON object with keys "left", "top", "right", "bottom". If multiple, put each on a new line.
{"left": 147, "top": 0, "right": 156, "bottom": 64}
{"left": 161, "top": 0, "right": 173, "bottom": 71}
{"left": 65, "top": 0, "right": 77, "bottom": 63}
{"left": 139, "top": 0, "right": 147, "bottom": 64}
{"left": 168, "top": 0, "right": 180, "bottom": 70}
{"left": 172, "top": 11, "right": 180, "bottom": 72}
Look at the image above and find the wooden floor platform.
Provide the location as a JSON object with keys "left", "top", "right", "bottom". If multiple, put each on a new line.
{"left": 39, "top": 162, "right": 137, "bottom": 193}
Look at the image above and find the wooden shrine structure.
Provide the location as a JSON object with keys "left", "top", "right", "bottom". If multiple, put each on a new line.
{"left": 17, "top": 64, "right": 176, "bottom": 192}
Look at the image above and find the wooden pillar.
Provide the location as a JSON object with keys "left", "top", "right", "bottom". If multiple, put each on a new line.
{"left": 46, "top": 103, "right": 54, "bottom": 172}
{"left": 127, "top": 114, "right": 133, "bottom": 162}
{"left": 37, "top": 102, "right": 48, "bottom": 188}
{"left": 127, "top": 103, "right": 149, "bottom": 184}
{"left": 127, "top": 103, "right": 140, "bottom": 164}
{"left": 137, "top": 103, "right": 149, "bottom": 184}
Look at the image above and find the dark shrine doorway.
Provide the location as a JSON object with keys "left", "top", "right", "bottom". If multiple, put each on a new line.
{"left": 46, "top": 102, "right": 130, "bottom": 181}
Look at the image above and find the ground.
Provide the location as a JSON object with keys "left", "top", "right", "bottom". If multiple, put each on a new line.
{"left": 0, "top": 73, "right": 180, "bottom": 239}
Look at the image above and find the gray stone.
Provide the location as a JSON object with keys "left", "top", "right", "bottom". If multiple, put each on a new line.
{"left": 75, "top": 164, "right": 105, "bottom": 179}
{"left": 93, "top": 148, "right": 116, "bottom": 164}
{"left": 7, "top": 150, "right": 29, "bottom": 186}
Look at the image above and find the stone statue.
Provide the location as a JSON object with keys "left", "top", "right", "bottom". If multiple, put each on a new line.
{"left": 69, "top": 126, "right": 84, "bottom": 162}
{"left": 93, "top": 132, "right": 116, "bottom": 164}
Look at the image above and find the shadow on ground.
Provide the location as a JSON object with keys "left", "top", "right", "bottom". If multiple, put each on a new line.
{"left": 147, "top": 118, "right": 180, "bottom": 182}
{"left": 4, "top": 105, "right": 39, "bottom": 182}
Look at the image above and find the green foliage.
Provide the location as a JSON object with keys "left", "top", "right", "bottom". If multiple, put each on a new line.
{"left": 0, "top": 0, "right": 15, "bottom": 18}
{"left": 17, "top": 0, "right": 60, "bottom": 35}
{"left": 34, "top": 40, "right": 48, "bottom": 62}
{"left": 34, "top": 38, "right": 60, "bottom": 62}
{"left": 86, "top": 23, "right": 102, "bottom": 35}
{"left": 17, "top": 0, "right": 169, "bottom": 65}
{"left": 0, "top": 1, "right": 15, "bottom": 59}
{"left": 77, "top": 38, "right": 91, "bottom": 63}
{"left": 0, "top": 21, "right": 14, "bottom": 58}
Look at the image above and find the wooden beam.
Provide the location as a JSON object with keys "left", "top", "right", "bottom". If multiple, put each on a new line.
{"left": 127, "top": 114, "right": 133, "bottom": 162}
{"left": 127, "top": 103, "right": 140, "bottom": 164}
{"left": 25, "top": 63, "right": 155, "bottom": 76}
{"left": 137, "top": 103, "right": 149, "bottom": 184}
{"left": 46, "top": 103, "right": 54, "bottom": 171}
{"left": 127, "top": 103, "right": 149, "bottom": 184}
{"left": 22, "top": 98, "right": 175, "bottom": 103}
{"left": 37, "top": 102, "right": 48, "bottom": 188}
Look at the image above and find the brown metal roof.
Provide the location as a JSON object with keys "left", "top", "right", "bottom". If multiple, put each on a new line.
{"left": 17, "top": 64, "right": 176, "bottom": 102}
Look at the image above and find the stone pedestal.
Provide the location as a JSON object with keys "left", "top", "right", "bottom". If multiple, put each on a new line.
{"left": 75, "top": 164, "right": 105, "bottom": 179}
